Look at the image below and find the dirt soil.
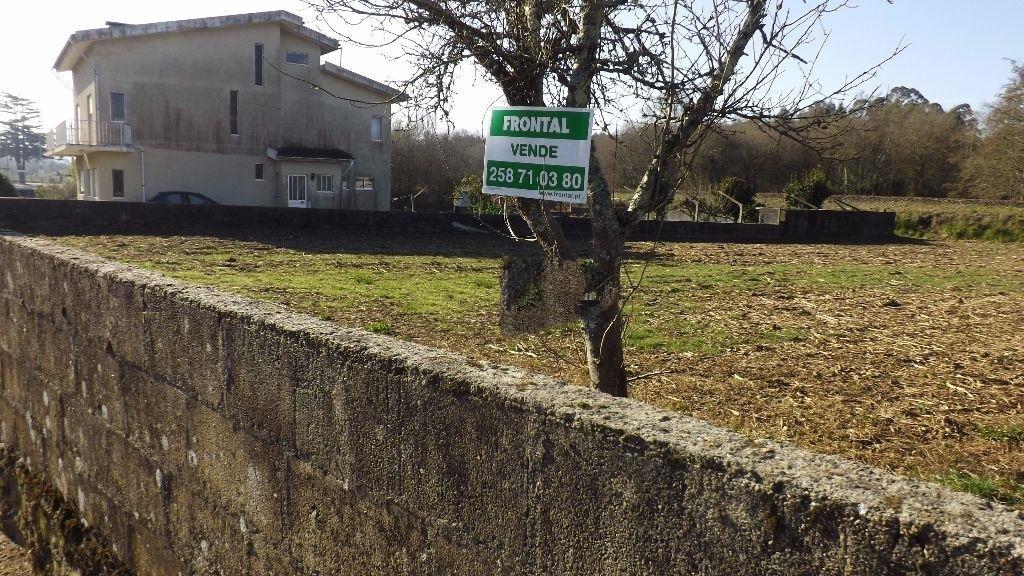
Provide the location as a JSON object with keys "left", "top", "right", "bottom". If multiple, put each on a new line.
{"left": 49, "top": 232, "right": 1024, "bottom": 506}
{"left": 0, "top": 533, "right": 31, "bottom": 576}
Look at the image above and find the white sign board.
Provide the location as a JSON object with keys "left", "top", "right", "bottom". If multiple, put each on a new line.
{"left": 482, "top": 106, "right": 594, "bottom": 204}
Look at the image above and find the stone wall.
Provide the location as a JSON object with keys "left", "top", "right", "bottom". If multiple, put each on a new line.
{"left": 782, "top": 209, "right": 896, "bottom": 241}
{"left": 0, "top": 199, "right": 894, "bottom": 242}
{"left": 0, "top": 231, "right": 1020, "bottom": 575}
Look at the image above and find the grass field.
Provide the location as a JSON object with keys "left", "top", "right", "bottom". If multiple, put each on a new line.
{"left": 51, "top": 231, "right": 1024, "bottom": 507}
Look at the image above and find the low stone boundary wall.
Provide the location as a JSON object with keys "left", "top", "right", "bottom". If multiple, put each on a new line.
{"left": 1, "top": 231, "right": 1019, "bottom": 575}
{"left": 0, "top": 199, "right": 893, "bottom": 242}
{"left": 782, "top": 209, "right": 896, "bottom": 240}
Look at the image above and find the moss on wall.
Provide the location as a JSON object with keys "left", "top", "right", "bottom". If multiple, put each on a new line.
{"left": 0, "top": 449, "right": 130, "bottom": 575}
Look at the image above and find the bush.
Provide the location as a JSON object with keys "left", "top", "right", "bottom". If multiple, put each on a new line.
{"left": 0, "top": 172, "right": 16, "bottom": 198}
{"left": 34, "top": 176, "right": 78, "bottom": 200}
{"left": 452, "top": 174, "right": 500, "bottom": 215}
{"left": 784, "top": 166, "right": 832, "bottom": 208}
{"left": 703, "top": 177, "right": 757, "bottom": 222}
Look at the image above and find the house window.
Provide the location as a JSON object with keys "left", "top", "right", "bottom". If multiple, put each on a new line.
{"left": 255, "top": 43, "right": 264, "bottom": 86}
{"left": 370, "top": 116, "right": 383, "bottom": 141}
{"left": 255, "top": 162, "right": 264, "bottom": 181}
{"left": 285, "top": 51, "right": 308, "bottom": 65}
{"left": 229, "top": 90, "right": 238, "bottom": 135}
{"left": 110, "top": 92, "right": 125, "bottom": 122}
{"left": 316, "top": 174, "right": 333, "bottom": 192}
{"left": 355, "top": 176, "right": 374, "bottom": 191}
{"left": 288, "top": 174, "right": 307, "bottom": 204}
{"left": 112, "top": 169, "right": 125, "bottom": 198}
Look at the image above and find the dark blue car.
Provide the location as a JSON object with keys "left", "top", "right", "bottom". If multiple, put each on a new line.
{"left": 149, "top": 191, "right": 218, "bottom": 205}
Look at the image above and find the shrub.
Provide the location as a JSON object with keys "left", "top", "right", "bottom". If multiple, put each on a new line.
{"left": 0, "top": 172, "right": 16, "bottom": 198}
{"left": 704, "top": 177, "right": 757, "bottom": 222}
{"left": 452, "top": 174, "right": 501, "bottom": 215}
{"left": 784, "top": 166, "right": 832, "bottom": 208}
{"left": 34, "top": 176, "right": 78, "bottom": 200}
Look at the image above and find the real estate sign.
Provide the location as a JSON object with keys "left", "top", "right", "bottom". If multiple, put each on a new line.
{"left": 482, "top": 107, "right": 594, "bottom": 204}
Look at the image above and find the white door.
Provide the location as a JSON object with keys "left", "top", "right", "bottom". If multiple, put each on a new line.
{"left": 288, "top": 174, "right": 308, "bottom": 208}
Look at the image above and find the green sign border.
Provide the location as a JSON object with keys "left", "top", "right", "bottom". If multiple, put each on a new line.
{"left": 488, "top": 109, "right": 591, "bottom": 141}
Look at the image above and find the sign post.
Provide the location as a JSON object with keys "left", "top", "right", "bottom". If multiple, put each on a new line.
{"left": 482, "top": 107, "right": 594, "bottom": 204}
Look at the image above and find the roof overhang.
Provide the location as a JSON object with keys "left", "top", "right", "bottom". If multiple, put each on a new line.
{"left": 321, "top": 62, "right": 409, "bottom": 103}
{"left": 55, "top": 11, "right": 338, "bottom": 71}
{"left": 267, "top": 146, "right": 355, "bottom": 162}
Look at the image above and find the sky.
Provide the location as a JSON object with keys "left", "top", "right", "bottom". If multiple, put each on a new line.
{"left": 1, "top": 0, "right": 1022, "bottom": 135}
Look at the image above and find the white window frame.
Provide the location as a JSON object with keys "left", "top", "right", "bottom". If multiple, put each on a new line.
{"left": 255, "top": 162, "right": 264, "bottom": 181}
{"left": 370, "top": 116, "right": 383, "bottom": 142}
{"left": 354, "top": 176, "right": 375, "bottom": 191}
{"left": 316, "top": 174, "right": 333, "bottom": 192}
{"left": 288, "top": 174, "right": 307, "bottom": 203}
{"left": 285, "top": 51, "right": 309, "bottom": 66}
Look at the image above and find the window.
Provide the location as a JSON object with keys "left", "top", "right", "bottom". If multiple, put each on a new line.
{"left": 370, "top": 116, "right": 383, "bottom": 141}
{"left": 254, "top": 43, "right": 264, "bottom": 86}
{"left": 229, "top": 90, "right": 238, "bottom": 135}
{"left": 112, "top": 169, "right": 125, "bottom": 198}
{"left": 185, "top": 193, "right": 215, "bottom": 205}
{"left": 316, "top": 174, "right": 333, "bottom": 192}
{"left": 354, "top": 176, "right": 374, "bottom": 191}
{"left": 288, "top": 174, "right": 307, "bottom": 207}
{"left": 255, "top": 162, "right": 264, "bottom": 181}
{"left": 78, "top": 168, "right": 90, "bottom": 195}
{"left": 87, "top": 94, "right": 93, "bottom": 115}
{"left": 285, "top": 51, "right": 309, "bottom": 65}
{"left": 110, "top": 92, "right": 125, "bottom": 122}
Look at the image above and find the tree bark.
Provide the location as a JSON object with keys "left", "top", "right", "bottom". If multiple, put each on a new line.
{"left": 581, "top": 140, "right": 627, "bottom": 395}
{"left": 580, "top": 284, "right": 627, "bottom": 396}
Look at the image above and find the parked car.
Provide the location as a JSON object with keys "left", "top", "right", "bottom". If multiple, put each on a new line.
{"left": 149, "top": 191, "right": 218, "bottom": 205}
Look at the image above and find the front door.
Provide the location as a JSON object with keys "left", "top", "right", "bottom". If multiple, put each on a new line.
{"left": 288, "top": 174, "right": 308, "bottom": 208}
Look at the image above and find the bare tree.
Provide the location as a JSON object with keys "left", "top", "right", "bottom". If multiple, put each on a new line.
{"left": 963, "top": 62, "right": 1024, "bottom": 201}
{"left": 308, "top": 0, "right": 894, "bottom": 395}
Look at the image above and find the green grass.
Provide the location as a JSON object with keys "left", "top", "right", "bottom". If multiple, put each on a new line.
{"left": 364, "top": 321, "right": 394, "bottom": 335}
{"left": 935, "top": 470, "right": 1024, "bottom": 507}
{"left": 625, "top": 323, "right": 730, "bottom": 355}
{"left": 102, "top": 237, "right": 1022, "bottom": 363}
{"left": 895, "top": 208, "right": 1024, "bottom": 242}
{"left": 127, "top": 250, "right": 502, "bottom": 321}
{"left": 978, "top": 425, "right": 1024, "bottom": 444}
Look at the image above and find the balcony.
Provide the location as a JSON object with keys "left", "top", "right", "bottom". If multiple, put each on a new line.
{"left": 46, "top": 120, "right": 134, "bottom": 156}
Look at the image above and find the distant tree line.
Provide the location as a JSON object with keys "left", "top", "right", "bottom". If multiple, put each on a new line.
{"left": 393, "top": 64, "right": 1024, "bottom": 207}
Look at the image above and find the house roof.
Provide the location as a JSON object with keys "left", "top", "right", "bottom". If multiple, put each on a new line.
{"left": 321, "top": 62, "right": 409, "bottom": 102}
{"left": 54, "top": 11, "right": 338, "bottom": 71}
{"left": 271, "top": 147, "right": 355, "bottom": 161}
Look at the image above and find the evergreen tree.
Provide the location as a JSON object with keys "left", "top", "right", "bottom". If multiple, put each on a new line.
{"left": 0, "top": 93, "right": 45, "bottom": 184}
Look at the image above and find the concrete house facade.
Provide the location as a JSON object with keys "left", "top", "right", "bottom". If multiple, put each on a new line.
{"left": 45, "top": 11, "right": 404, "bottom": 210}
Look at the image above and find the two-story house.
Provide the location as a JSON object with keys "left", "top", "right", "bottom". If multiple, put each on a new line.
{"left": 45, "top": 11, "right": 405, "bottom": 210}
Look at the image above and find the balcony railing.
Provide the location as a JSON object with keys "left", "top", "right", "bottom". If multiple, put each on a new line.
{"left": 47, "top": 120, "right": 133, "bottom": 150}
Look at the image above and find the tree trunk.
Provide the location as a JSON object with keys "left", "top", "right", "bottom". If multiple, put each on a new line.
{"left": 582, "top": 141, "right": 628, "bottom": 395}
{"left": 580, "top": 277, "right": 627, "bottom": 396}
